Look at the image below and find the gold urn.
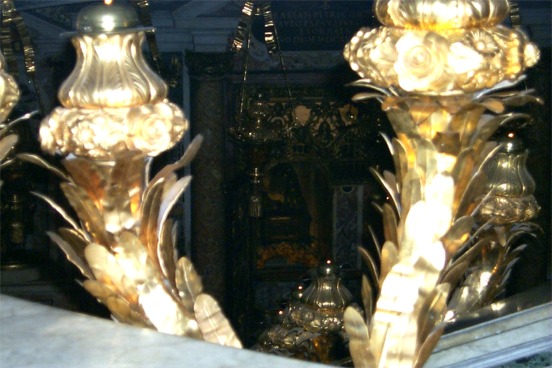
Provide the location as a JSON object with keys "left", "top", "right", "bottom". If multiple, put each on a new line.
{"left": 39, "top": 2, "right": 186, "bottom": 159}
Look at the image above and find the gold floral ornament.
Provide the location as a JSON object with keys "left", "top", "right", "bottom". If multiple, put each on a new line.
{"left": 342, "top": 0, "right": 542, "bottom": 367}
{"left": 344, "top": 0, "right": 539, "bottom": 95}
{"left": 23, "top": 2, "right": 241, "bottom": 348}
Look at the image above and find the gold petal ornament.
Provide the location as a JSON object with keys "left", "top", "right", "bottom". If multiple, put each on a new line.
{"left": 29, "top": 1, "right": 241, "bottom": 348}
{"left": 343, "top": 0, "right": 541, "bottom": 366}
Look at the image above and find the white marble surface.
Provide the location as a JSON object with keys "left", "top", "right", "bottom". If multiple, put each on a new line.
{"left": 427, "top": 302, "right": 552, "bottom": 368}
{"left": 0, "top": 294, "right": 325, "bottom": 368}
{"left": 1, "top": 292, "right": 551, "bottom": 368}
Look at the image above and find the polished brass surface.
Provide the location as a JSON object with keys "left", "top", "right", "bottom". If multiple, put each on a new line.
{"left": 342, "top": 0, "right": 541, "bottom": 366}
{"left": 30, "top": 3, "right": 240, "bottom": 347}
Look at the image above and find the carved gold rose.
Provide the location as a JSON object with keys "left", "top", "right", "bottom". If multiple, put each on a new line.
{"left": 394, "top": 32, "right": 452, "bottom": 93}
{"left": 127, "top": 102, "right": 187, "bottom": 156}
{"left": 344, "top": 26, "right": 539, "bottom": 95}
{"left": 39, "top": 102, "right": 187, "bottom": 159}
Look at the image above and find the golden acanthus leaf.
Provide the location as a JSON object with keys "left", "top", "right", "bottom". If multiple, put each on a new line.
{"left": 81, "top": 279, "right": 151, "bottom": 328}
{"left": 102, "top": 184, "right": 135, "bottom": 234}
{"left": 175, "top": 256, "right": 203, "bottom": 312}
{"left": 46, "top": 231, "right": 94, "bottom": 280}
{"left": 391, "top": 137, "right": 408, "bottom": 187}
{"left": 62, "top": 157, "right": 107, "bottom": 210}
{"left": 370, "top": 167, "right": 401, "bottom": 214}
{"left": 451, "top": 148, "right": 476, "bottom": 216}
{"left": 413, "top": 286, "right": 450, "bottom": 368}
{"left": 382, "top": 202, "right": 398, "bottom": 248}
{"left": 17, "top": 153, "right": 71, "bottom": 182}
{"left": 399, "top": 169, "right": 422, "bottom": 223}
{"left": 357, "top": 246, "right": 379, "bottom": 288}
{"left": 416, "top": 283, "right": 450, "bottom": 351}
{"left": 157, "top": 218, "right": 178, "bottom": 292}
{"left": 105, "top": 294, "right": 151, "bottom": 327}
{"left": 440, "top": 260, "right": 469, "bottom": 289}
{"left": 413, "top": 138, "right": 438, "bottom": 184}
{"left": 440, "top": 216, "right": 474, "bottom": 260}
{"left": 157, "top": 176, "right": 191, "bottom": 243}
{"left": 379, "top": 240, "right": 399, "bottom": 289}
{"left": 0, "top": 134, "right": 17, "bottom": 163}
{"left": 383, "top": 170, "right": 398, "bottom": 195}
{"left": 113, "top": 230, "right": 158, "bottom": 287}
{"left": 84, "top": 242, "right": 138, "bottom": 303}
{"left": 145, "top": 134, "right": 203, "bottom": 198}
{"left": 344, "top": 307, "right": 375, "bottom": 367}
{"left": 31, "top": 190, "right": 86, "bottom": 239}
{"left": 361, "top": 274, "right": 374, "bottom": 322}
{"left": 455, "top": 144, "right": 503, "bottom": 218}
{"left": 61, "top": 182, "right": 111, "bottom": 246}
{"left": 139, "top": 280, "right": 201, "bottom": 338}
{"left": 194, "top": 294, "right": 243, "bottom": 348}
{"left": 139, "top": 178, "right": 165, "bottom": 265}
{"left": 58, "top": 227, "right": 88, "bottom": 258}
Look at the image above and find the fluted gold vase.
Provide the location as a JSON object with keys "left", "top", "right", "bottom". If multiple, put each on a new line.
{"left": 341, "top": 0, "right": 540, "bottom": 367}
{"left": 20, "top": 2, "right": 241, "bottom": 348}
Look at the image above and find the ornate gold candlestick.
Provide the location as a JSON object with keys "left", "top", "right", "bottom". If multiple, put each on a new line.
{"left": 341, "top": 0, "right": 540, "bottom": 367}
{"left": 20, "top": 1, "right": 241, "bottom": 347}
{"left": 256, "top": 263, "right": 353, "bottom": 363}
{"left": 448, "top": 131, "right": 541, "bottom": 315}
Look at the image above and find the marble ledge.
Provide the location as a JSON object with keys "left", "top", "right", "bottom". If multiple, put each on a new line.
{"left": 427, "top": 301, "right": 552, "bottom": 368}
{"left": 0, "top": 295, "right": 325, "bottom": 368}
{"left": 1, "top": 292, "right": 551, "bottom": 368}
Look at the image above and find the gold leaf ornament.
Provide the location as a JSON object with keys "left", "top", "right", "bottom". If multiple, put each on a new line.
{"left": 194, "top": 294, "right": 243, "bottom": 348}
{"left": 175, "top": 257, "right": 203, "bottom": 312}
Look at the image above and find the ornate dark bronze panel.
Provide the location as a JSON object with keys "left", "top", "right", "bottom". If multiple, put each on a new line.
{"left": 225, "top": 68, "right": 394, "bottom": 344}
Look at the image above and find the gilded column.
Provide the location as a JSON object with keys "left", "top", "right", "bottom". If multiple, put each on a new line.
{"left": 185, "top": 51, "right": 233, "bottom": 303}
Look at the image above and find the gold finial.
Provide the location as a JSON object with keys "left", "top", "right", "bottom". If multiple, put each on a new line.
{"left": 374, "top": 0, "right": 511, "bottom": 30}
{"left": 75, "top": 1, "right": 146, "bottom": 35}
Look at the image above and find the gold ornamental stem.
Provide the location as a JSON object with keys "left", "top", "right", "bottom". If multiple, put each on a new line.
{"left": 30, "top": 2, "right": 242, "bottom": 347}
{"left": 342, "top": 0, "right": 540, "bottom": 367}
